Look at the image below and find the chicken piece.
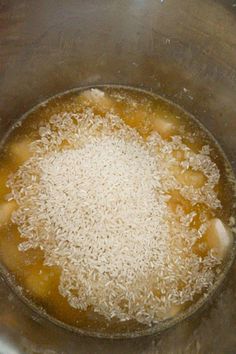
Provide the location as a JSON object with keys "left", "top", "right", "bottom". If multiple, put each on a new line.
{"left": 160, "top": 304, "right": 182, "bottom": 320}
{"left": 0, "top": 235, "right": 25, "bottom": 273}
{"left": 0, "top": 201, "right": 17, "bottom": 226}
{"left": 24, "top": 266, "right": 58, "bottom": 299}
{"left": 80, "top": 89, "right": 114, "bottom": 113}
{"left": 167, "top": 304, "right": 182, "bottom": 318}
{"left": 9, "top": 139, "right": 32, "bottom": 164}
{"left": 177, "top": 169, "right": 206, "bottom": 188}
{"left": 205, "top": 218, "right": 233, "bottom": 259}
{"left": 153, "top": 117, "right": 177, "bottom": 138}
{"left": 123, "top": 108, "right": 152, "bottom": 137}
{"left": 0, "top": 167, "right": 12, "bottom": 198}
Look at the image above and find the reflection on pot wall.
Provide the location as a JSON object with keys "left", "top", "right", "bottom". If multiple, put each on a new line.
{"left": 0, "top": 0, "right": 236, "bottom": 353}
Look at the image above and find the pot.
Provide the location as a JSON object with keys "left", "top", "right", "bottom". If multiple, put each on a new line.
{"left": 0, "top": 0, "right": 235, "bottom": 353}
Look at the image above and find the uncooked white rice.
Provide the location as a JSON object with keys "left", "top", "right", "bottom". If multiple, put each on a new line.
{"left": 7, "top": 97, "right": 222, "bottom": 324}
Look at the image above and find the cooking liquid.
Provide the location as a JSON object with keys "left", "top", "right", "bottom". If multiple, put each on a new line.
{"left": 0, "top": 86, "right": 235, "bottom": 336}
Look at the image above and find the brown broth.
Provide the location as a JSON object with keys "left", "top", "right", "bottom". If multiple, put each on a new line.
{"left": 0, "top": 86, "right": 235, "bottom": 336}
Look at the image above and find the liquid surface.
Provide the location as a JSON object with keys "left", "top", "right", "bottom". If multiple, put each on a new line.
{"left": 0, "top": 86, "right": 235, "bottom": 336}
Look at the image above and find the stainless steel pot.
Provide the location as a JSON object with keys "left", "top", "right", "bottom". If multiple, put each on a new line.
{"left": 0, "top": 1, "right": 236, "bottom": 353}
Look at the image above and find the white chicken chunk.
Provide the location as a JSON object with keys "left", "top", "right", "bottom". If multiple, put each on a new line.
{"left": 206, "top": 218, "right": 233, "bottom": 259}
{"left": 9, "top": 139, "right": 32, "bottom": 164}
{"left": 0, "top": 201, "right": 17, "bottom": 226}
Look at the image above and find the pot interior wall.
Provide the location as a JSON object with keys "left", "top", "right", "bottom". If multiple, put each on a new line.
{"left": 0, "top": 0, "right": 236, "bottom": 353}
